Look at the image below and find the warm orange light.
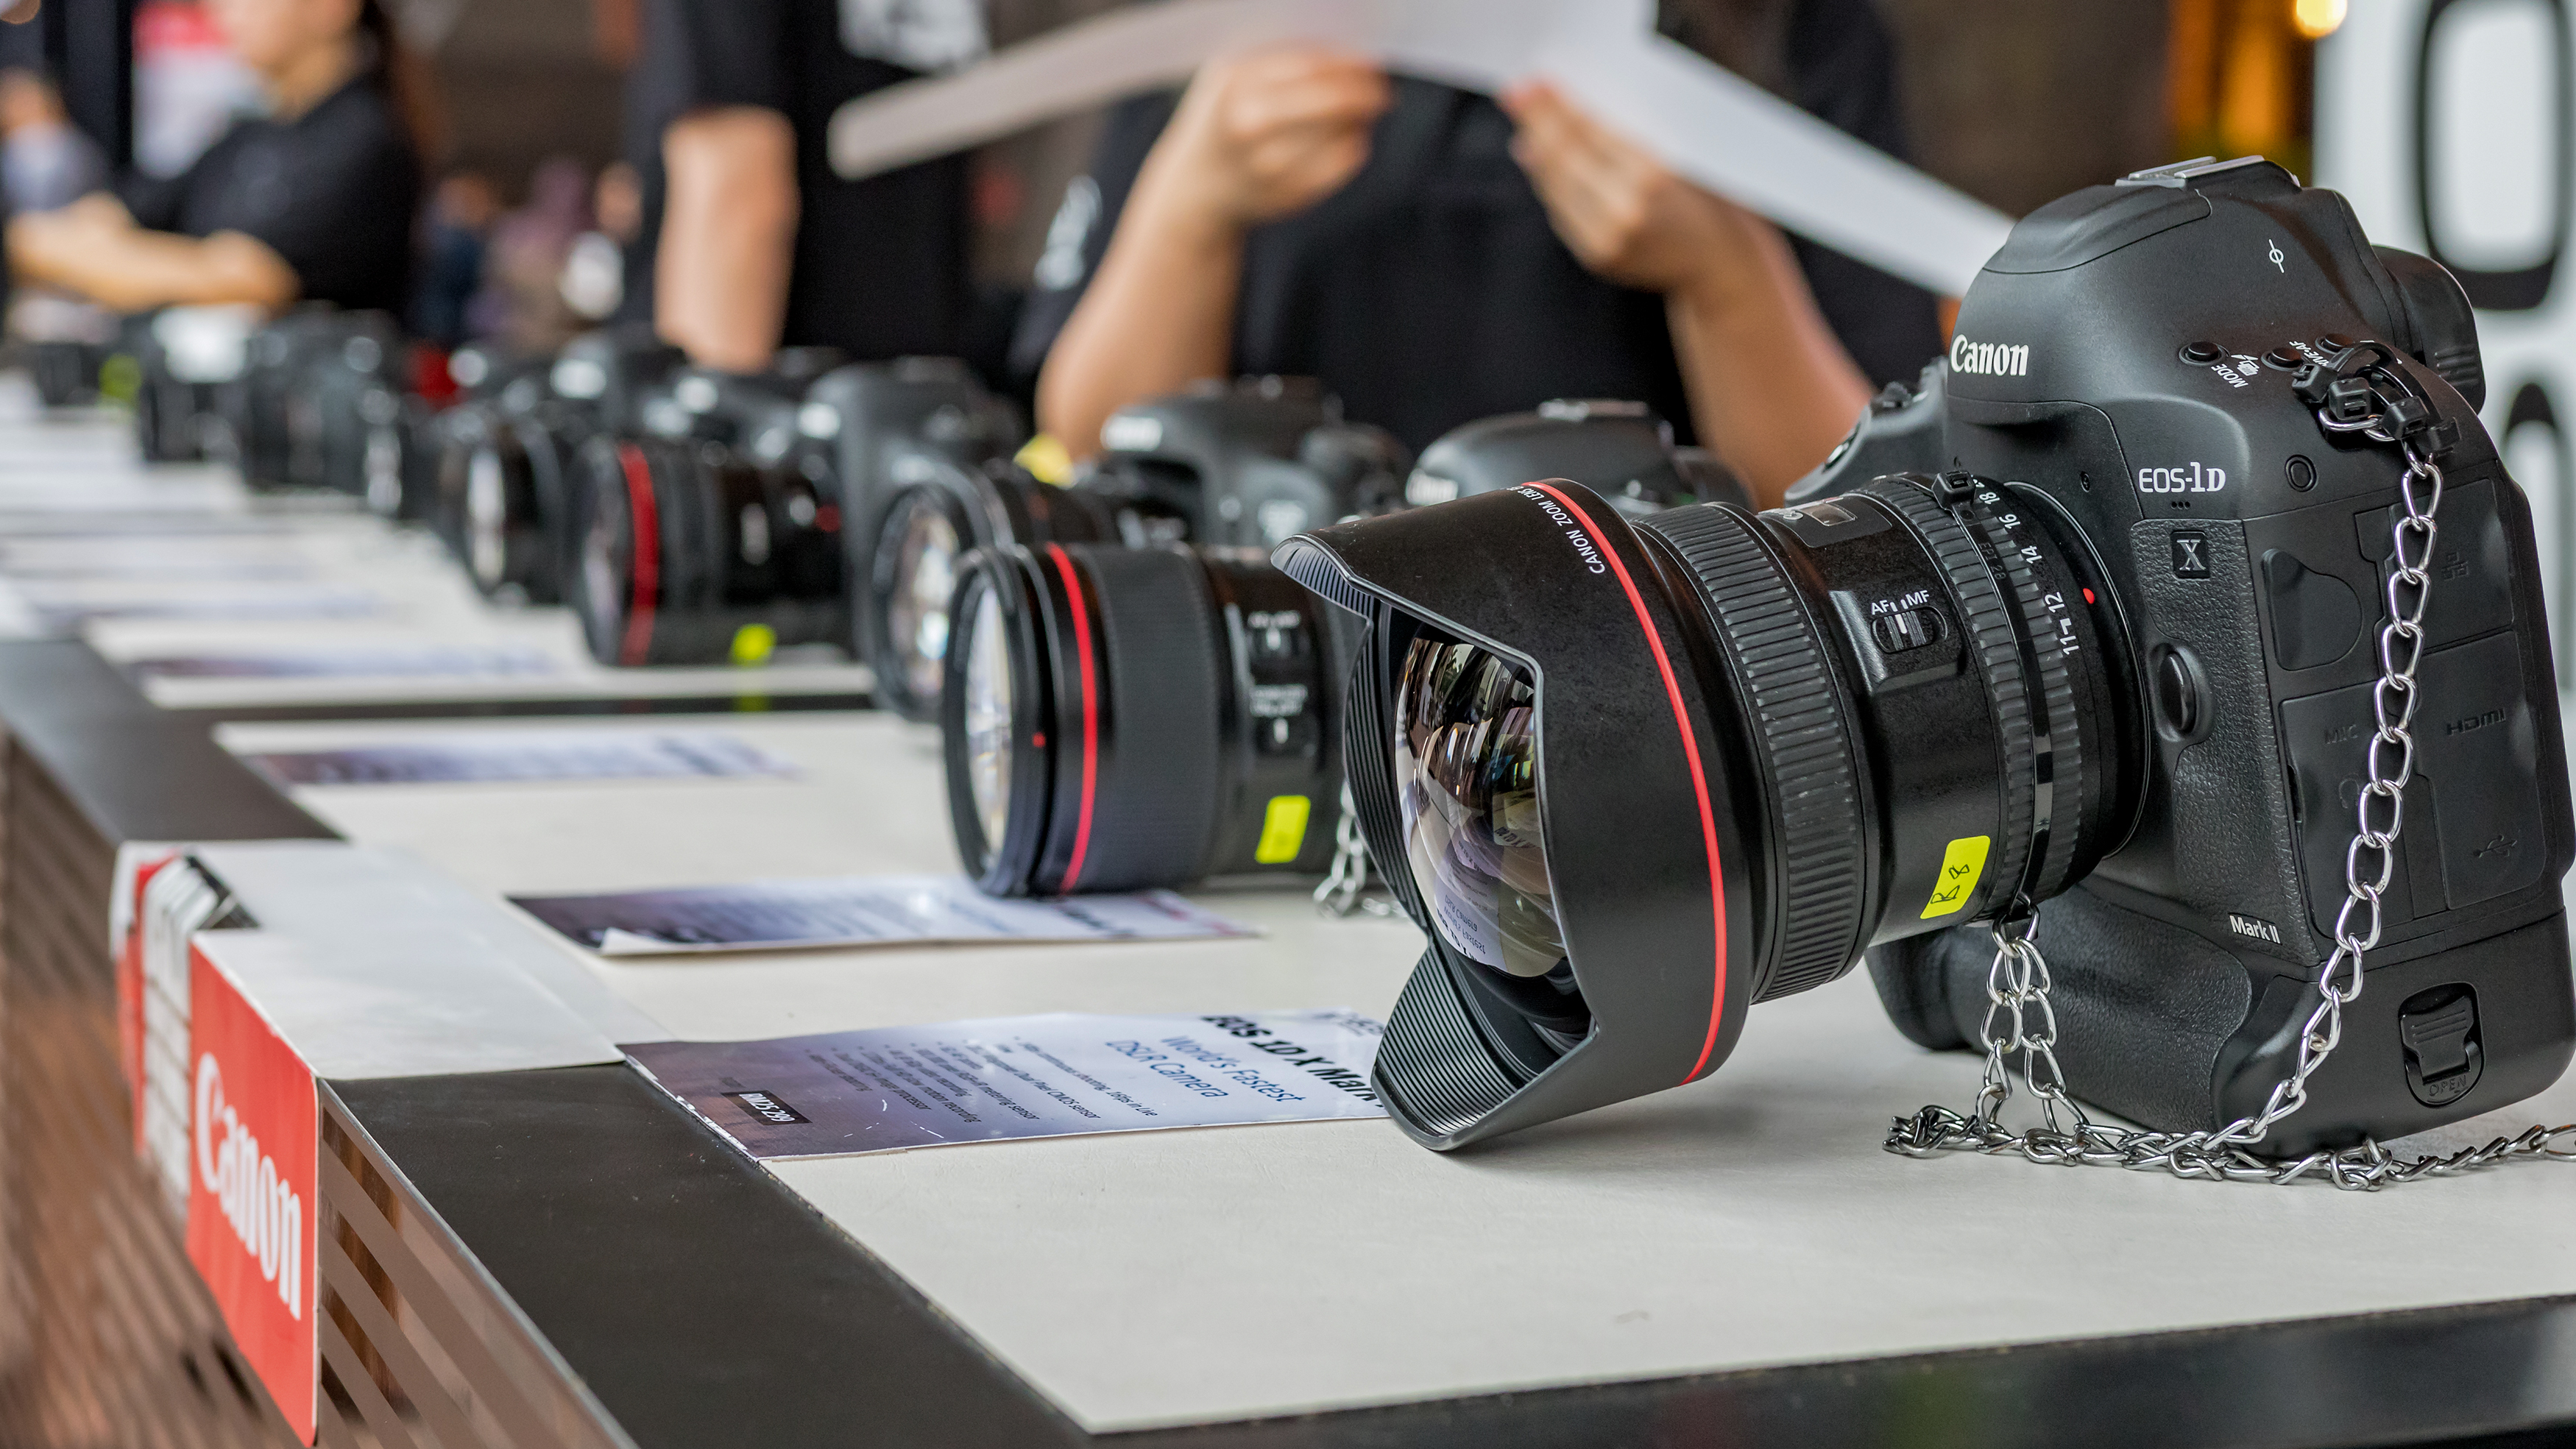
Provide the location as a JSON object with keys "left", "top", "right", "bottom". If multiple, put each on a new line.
{"left": 2293, "top": 0, "right": 2348, "bottom": 40}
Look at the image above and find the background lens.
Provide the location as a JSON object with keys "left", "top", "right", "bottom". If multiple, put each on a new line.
{"left": 961, "top": 585, "right": 1015, "bottom": 851}
{"left": 888, "top": 497, "right": 961, "bottom": 709}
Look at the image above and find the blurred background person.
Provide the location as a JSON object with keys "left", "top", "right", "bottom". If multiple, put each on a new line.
{"left": 560, "top": 158, "right": 640, "bottom": 323}
{"left": 4, "top": 0, "right": 423, "bottom": 315}
{"left": 628, "top": 0, "right": 988, "bottom": 374}
{"left": 411, "top": 168, "right": 496, "bottom": 348}
{"left": 0, "top": 68, "right": 105, "bottom": 215}
{"left": 470, "top": 153, "right": 591, "bottom": 351}
{"left": 1020, "top": 0, "right": 1943, "bottom": 507}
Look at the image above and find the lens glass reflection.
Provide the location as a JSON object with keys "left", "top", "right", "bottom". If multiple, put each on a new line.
{"left": 890, "top": 504, "right": 960, "bottom": 704}
{"left": 1395, "top": 637, "right": 1560, "bottom": 979}
{"left": 961, "top": 585, "right": 1015, "bottom": 850}
{"left": 581, "top": 483, "right": 623, "bottom": 647}
{"left": 467, "top": 446, "right": 507, "bottom": 586}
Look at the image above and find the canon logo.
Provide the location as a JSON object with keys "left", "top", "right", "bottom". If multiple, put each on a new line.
{"left": 1950, "top": 333, "right": 2031, "bottom": 378}
{"left": 194, "top": 1055, "right": 301, "bottom": 1319}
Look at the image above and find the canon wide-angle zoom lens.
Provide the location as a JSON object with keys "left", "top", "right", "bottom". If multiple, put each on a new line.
{"left": 569, "top": 436, "right": 848, "bottom": 667}
{"left": 866, "top": 470, "right": 1117, "bottom": 722}
{"left": 942, "top": 542, "right": 1343, "bottom": 895}
{"left": 1274, "top": 474, "right": 2142, "bottom": 1148}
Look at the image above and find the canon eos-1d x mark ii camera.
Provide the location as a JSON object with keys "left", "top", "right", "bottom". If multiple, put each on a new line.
{"left": 1278, "top": 157, "right": 2575, "bottom": 1153}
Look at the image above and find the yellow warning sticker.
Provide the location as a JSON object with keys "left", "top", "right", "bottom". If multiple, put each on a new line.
{"left": 730, "top": 623, "right": 778, "bottom": 665}
{"left": 1921, "top": 835, "right": 1991, "bottom": 919}
{"left": 1016, "top": 433, "right": 1076, "bottom": 487}
{"left": 1255, "top": 795, "right": 1313, "bottom": 864}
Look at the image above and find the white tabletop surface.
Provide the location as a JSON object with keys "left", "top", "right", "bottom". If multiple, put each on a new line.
{"left": 232, "top": 709, "right": 2576, "bottom": 1434}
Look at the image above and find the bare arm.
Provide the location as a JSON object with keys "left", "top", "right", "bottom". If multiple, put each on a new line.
{"left": 1502, "top": 82, "right": 1871, "bottom": 509}
{"left": 8, "top": 195, "right": 299, "bottom": 312}
{"left": 656, "top": 105, "right": 799, "bottom": 373}
{"left": 1038, "top": 50, "right": 1388, "bottom": 456}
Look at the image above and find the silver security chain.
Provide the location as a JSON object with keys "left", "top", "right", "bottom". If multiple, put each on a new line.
{"left": 1315, "top": 778, "right": 1394, "bottom": 918}
{"left": 1889, "top": 366, "right": 2576, "bottom": 1187}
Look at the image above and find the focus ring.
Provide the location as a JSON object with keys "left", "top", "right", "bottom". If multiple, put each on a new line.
{"left": 1862, "top": 478, "right": 2039, "bottom": 917}
{"left": 1967, "top": 503, "right": 2089, "bottom": 902}
{"left": 1640, "top": 505, "right": 1868, "bottom": 1002}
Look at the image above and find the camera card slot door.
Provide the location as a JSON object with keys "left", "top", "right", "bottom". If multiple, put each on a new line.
{"left": 2279, "top": 684, "right": 2443, "bottom": 940}
{"left": 2355, "top": 477, "right": 2517, "bottom": 648}
{"left": 2278, "top": 631, "right": 2548, "bottom": 938}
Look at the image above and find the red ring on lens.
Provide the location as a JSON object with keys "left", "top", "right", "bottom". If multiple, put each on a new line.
{"left": 1042, "top": 543, "right": 1100, "bottom": 893}
{"left": 1524, "top": 482, "right": 1731, "bottom": 1080}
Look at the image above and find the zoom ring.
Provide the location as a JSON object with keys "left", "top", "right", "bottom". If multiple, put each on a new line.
{"left": 1861, "top": 478, "right": 2040, "bottom": 919}
{"left": 1641, "top": 506, "right": 1868, "bottom": 1002}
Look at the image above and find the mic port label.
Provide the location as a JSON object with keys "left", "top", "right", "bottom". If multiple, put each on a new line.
{"left": 1922, "top": 835, "right": 1992, "bottom": 919}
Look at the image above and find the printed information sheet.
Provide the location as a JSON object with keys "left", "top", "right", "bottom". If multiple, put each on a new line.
{"left": 626, "top": 1009, "right": 1386, "bottom": 1158}
{"left": 237, "top": 729, "right": 798, "bottom": 787}
{"left": 511, "top": 875, "right": 1253, "bottom": 955}
{"left": 124, "top": 645, "right": 565, "bottom": 681}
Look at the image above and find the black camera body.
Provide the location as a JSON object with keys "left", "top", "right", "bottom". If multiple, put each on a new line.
{"left": 1844, "top": 158, "right": 2575, "bottom": 1149}
{"left": 125, "top": 307, "right": 260, "bottom": 464}
{"left": 1091, "top": 377, "right": 1409, "bottom": 549}
{"left": 233, "top": 308, "right": 411, "bottom": 505}
{"left": 805, "top": 358, "right": 1025, "bottom": 692}
{"left": 565, "top": 359, "right": 849, "bottom": 667}
{"left": 865, "top": 377, "right": 1404, "bottom": 721}
{"left": 434, "top": 327, "right": 686, "bottom": 603}
{"left": 1281, "top": 159, "right": 2575, "bottom": 1153}
{"left": 1405, "top": 399, "right": 1748, "bottom": 515}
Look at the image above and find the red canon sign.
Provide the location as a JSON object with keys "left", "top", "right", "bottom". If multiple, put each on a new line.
{"left": 183, "top": 943, "right": 318, "bottom": 1442}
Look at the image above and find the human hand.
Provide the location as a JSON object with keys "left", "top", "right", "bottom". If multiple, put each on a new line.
{"left": 1139, "top": 48, "right": 1391, "bottom": 235}
{"left": 1501, "top": 79, "right": 1769, "bottom": 304}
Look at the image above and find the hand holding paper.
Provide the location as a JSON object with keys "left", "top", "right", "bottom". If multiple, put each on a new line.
{"left": 1150, "top": 49, "right": 1392, "bottom": 233}
{"left": 827, "top": 0, "right": 2013, "bottom": 297}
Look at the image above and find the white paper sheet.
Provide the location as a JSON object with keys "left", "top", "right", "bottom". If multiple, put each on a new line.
{"left": 628, "top": 1008, "right": 1385, "bottom": 1159}
{"left": 235, "top": 728, "right": 799, "bottom": 787}
{"left": 827, "top": 0, "right": 2012, "bottom": 294}
{"left": 509, "top": 874, "right": 1256, "bottom": 956}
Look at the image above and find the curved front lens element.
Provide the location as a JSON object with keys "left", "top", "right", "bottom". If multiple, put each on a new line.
{"left": 960, "top": 584, "right": 1015, "bottom": 853}
{"left": 578, "top": 472, "right": 627, "bottom": 657}
{"left": 889, "top": 503, "right": 960, "bottom": 708}
{"left": 1395, "top": 638, "right": 1560, "bottom": 982}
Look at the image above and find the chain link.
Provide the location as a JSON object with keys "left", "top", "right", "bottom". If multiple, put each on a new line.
{"left": 1889, "top": 363, "right": 2576, "bottom": 1188}
{"left": 1315, "top": 779, "right": 1394, "bottom": 918}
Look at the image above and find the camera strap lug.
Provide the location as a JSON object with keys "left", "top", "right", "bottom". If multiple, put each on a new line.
{"left": 1890, "top": 344, "right": 2576, "bottom": 1187}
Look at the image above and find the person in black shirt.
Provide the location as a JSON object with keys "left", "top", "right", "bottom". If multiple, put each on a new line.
{"left": 631, "top": 0, "right": 982, "bottom": 372}
{"left": 5, "top": 0, "right": 420, "bottom": 316}
{"left": 1021, "top": 1, "right": 1941, "bottom": 507}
